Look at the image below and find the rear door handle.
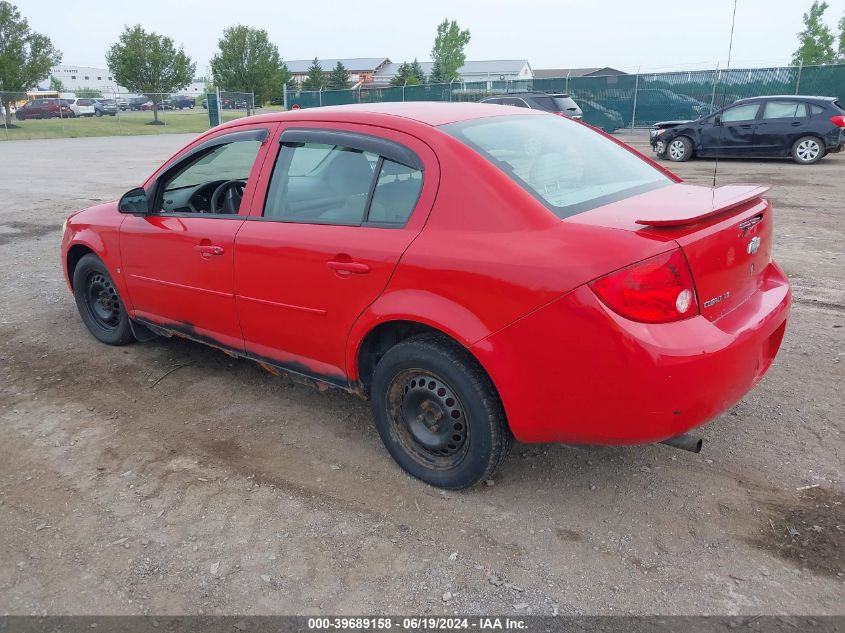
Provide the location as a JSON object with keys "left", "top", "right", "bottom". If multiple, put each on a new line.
{"left": 195, "top": 244, "right": 224, "bottom": 256}
{"left": 327, "top": 260, "right": 370, "bottom": 274}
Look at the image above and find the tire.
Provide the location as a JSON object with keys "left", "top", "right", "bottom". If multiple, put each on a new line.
{"left": 95, "top": 110, "right": 103, "bottom": 117}
{"left": 189, "top": 104, "right": 194, "bottom": 109}
{"left": 370, "top": 334, "right": 513, "bottom": 489}
{"left": 72, "top": 253, "right": 134, "bottom": 346}
{"left": 16, "top": 112, "right": 25, "bottom": 121}
{"left": 667, "top": 136, "right": 693, "bottom": 162}
{"left": 791, "top": 136, "right": 824, "bottom": 164}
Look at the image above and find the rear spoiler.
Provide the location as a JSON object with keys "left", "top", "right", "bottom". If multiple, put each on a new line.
{"left": 635, "top": 183, "right": 770, "bottom": 227}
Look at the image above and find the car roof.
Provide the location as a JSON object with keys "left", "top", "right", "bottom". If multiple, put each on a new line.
{"left": 734, "top": 95, "right": 837, "bottom": 103}
{"left": 225, "top": 102, "right": 547, "bottom": 128}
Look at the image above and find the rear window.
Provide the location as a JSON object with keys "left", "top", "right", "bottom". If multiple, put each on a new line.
{"left": 552, "top": 96, "right": 578, "bottom": 110}
{"left": 78, "top": 99, "right": 93, "bottom": 106}
{"left": 833, "top": 100, "right": 844, "bottom": 113}
{"left": 442, "top": 114, "right": 671, "bottom": 219}
{"left": 527, "top": 95, "right": 559, "bottom": 111}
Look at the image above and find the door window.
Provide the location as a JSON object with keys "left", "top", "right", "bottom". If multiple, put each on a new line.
{"left": 263, "top": 132, "right": 423, "bottom": 227}
{"left": 720, "top": 103, "right": 760, "bottom": 122}
{"left": 762, "top": 101, "right": 806, "bottom": 119}
{"left": 157, "top": 138, "right": 263, "bottom": 215}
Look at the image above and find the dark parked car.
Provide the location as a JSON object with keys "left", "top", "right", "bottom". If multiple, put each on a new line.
{"left": 480, "top": 92, "right": 582, "bottom": 119}
{"left": 128, "top": 96, "right": 149, "bottom": 111}
{"left": 167, "top": 96, "right": 196, "bottom": 109}
{"left": 93, "top": 99, "right": 119, "bottom": 116}
{"left": 650, "top": 95, "right": 845, "bottom": 164}
{"left": 15, "top": 98, "right": 73, "bottom": 120}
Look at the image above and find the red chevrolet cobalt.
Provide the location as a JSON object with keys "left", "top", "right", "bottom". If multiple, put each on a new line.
{"left": 61, "top": 103, "right": 790, "bottom": 488}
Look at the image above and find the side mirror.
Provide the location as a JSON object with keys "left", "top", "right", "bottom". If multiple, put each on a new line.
{"left": 118, "top": 187, "right": 149, "bottom": 214}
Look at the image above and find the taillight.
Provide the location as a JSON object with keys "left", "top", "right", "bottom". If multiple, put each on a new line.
{"left": 830, "top": 115, "right": 845, "bottom": 127}
{"left": 589, "top": 249, "right": 699, "bottom": 324}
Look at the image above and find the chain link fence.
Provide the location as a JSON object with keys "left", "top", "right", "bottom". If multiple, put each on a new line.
{"left": 1, "top": 89, "right": 258, "bottom": 141}
{"left": 286, "top": 63, "right": 845, "bottom": 132}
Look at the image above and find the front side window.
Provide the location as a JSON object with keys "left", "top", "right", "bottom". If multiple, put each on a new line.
{"left": 762, "top": 101, "right": 806, "bottom": 119}
{"left": 721, "top": 103, "right": 760, "bottom": 122}
{"left": 442, "top": 114, "right": 670, "bottom": 219}
{"left": 158, "top": 138, "right": 263, "bottom": 214}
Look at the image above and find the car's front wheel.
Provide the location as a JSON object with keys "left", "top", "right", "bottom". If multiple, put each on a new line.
{"left": 72, "top": 254, "right": 134, "bottom": 346}
{"left": 370, "top": 334, "right": 512, "bottom": 489}
{"left": 791, "top": 136, "right": 824, "bottom": 164}
{"left": 667, "top": 136, "right": 693, "bottom": 162}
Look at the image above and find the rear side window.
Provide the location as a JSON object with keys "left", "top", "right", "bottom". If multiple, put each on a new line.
{"left": 762, "top": 101, "right": 806, "bottom": 118}
{"left": 442, "top": 114, "right": 670, "bottom": 219}
{"left": 809, "top": 104, "right": 825, "bottom": 115}
{"left": 264, "top": 133, "right": 423, "bottom": 227}
{"left": 264, "top": 143, "right": 378, "bottom": 225}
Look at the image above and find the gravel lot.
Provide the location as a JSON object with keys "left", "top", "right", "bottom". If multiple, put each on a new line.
{"left": 0, "top": 132, "right": 842, "bottom": 616}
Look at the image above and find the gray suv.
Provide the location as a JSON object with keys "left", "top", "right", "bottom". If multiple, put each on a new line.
{"left": 480, "top": 92, "right": 583, "bottom": 119}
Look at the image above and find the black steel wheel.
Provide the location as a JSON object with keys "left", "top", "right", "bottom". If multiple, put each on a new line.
{"left": 371, "top": 334, "right": 512, "bottom": 489}
{"left": 72, "top": 253, "right": 134, "bottom": 345}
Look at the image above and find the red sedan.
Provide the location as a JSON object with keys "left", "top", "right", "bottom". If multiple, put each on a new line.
{"left": 61, "top": 103, "right": 790, "bottom": 488}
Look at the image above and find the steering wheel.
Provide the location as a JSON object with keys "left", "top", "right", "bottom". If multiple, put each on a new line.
{"left": 209, "top": 180, "right": 246, "bottom": 214}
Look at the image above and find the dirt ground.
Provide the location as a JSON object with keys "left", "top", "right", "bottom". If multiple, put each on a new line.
{"left": 0, "top": 132, "right": 842, "bottom": 616}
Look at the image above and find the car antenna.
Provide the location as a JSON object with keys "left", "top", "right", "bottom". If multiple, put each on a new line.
{"left": 714, "top": 0, "right": 739, "bottom": 188}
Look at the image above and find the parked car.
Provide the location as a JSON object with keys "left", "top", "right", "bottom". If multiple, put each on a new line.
{"left": 650, "top": 95, "right": 845, "bottom": 164}
{"left": 201, "top": 98, "right": 208, "bottom": 109}
{"left": 128, "top": 96, "right": 149, "bottom": 111}
{"left": 139, "top": 101, "right": 155, "bottom": 111}
{"left": 116, "top": 98, "right": 129, "bottom": 111}
{"left": 65, "top": 98, "right": 96, "bottom": 117}
{"left": 480, "top": 92, "right": 583, "bottom": 119}
{"left": 15, "top": 98, "right": 73, "bottom": 120}
{"left": 222, "top": 98, "right": 248, "bottom": 109}
{"left": 167, "top": 95, "right": 196, "bottom": 110}
{"left": 61, "top": 102, "right": 789, "bottom": 489}
{"left": 93, "top": 99, "right": 119, "bottom": 116}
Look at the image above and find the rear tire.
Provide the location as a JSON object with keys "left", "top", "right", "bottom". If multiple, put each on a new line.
{"left": 370, "top": 334, "right": 513, "bottom": 489}
{"left": 791, "top": 136, "right": 824, "bottom": 164}
{"left": 667, "top": 136, "right": 693, "bottom": 162}
{"left": 72, "top": 254, "right": 134, "bottom": 346}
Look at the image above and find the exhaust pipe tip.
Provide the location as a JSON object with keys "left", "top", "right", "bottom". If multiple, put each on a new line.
{"left": 660, "top": 433, "right": 703, "bottom": 453}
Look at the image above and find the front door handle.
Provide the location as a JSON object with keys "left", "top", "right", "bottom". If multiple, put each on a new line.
{"left": 327, "top": 260, "right": 370, "bottom": 274}
{"left": 195, "top": 244, "right": 224, "bottom": 256}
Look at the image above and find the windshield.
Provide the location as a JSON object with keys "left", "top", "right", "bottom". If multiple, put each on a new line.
{"left": 442, "top": 114, "right": 670, "bottom": 219}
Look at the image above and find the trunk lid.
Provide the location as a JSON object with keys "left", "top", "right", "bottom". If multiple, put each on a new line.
{"left": 567, "top": 182, "right": 774, "bottom": 322}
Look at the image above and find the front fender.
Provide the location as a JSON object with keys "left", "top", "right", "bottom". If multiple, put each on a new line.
{"left": 345, "top": 289, "right": 492, "bottom": 381}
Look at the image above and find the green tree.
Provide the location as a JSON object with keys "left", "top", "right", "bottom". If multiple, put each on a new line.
{"left": 427, "top": 59, "right": 446, "bottom": 84}
{"left": 390, "top": 61, "right": 420, "bottom": 87}
{"left": 48, "top": 74, "right": 64, "bottom": 92}
{"left": 327, "top": 61, "right": 351, "bottom": 90}
{"left": 838, "top": 14, "right": 845, "bottom": 62}
{"left": 410, "top": 58, "right": 426, "bottom": 84}
{"left": 75, "top": 86, "right": 103, "bottom": 98}
{"left": 302, "top": 57, "right": 325, "bottom": 91}
{"left": 792, "top": 1, "right": 836, "bottom": 66}
{"left": 0, "top": 1, "right": 62, "bottom": 127}
{"left": 210, "top": 25, "right": 286, "bottom": 113}
{"left": 431, "top": 19, "right": 470, "bottom": 82}
{"left": 106, "top": 25, "right": 195, "bottom": 123}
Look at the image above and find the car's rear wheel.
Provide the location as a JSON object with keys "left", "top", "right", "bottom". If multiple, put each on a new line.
{"left": 791, "top": 136, "right": 824, "bottom": 164}
{"left": 73, "top": 254, "right": 134, "bottom": 346}
{"left": 370, "top": 334, "right": 512, "bottom": 489}
{"left": 667, "top": 136, "right": 693, "bottom": 162}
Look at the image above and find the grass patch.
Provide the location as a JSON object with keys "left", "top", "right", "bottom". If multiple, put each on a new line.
{"left": 0, "top": 108, "right": 282, "bottom": 142}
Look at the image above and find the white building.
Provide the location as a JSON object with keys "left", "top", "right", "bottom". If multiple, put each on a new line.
{"left": 43, "top": 65, "right": 126, "bottom": 94}
{"left": 373, "top": 60, "right": 533, "bottom": 87}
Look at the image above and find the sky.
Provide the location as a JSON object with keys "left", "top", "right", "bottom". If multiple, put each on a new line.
{"left": 18, "top": 0, "right": 845, "bottom": 75}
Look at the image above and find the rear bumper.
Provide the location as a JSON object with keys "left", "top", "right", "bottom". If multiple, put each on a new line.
{"left": 471, "top": 261, "right": 790, "bottom": 444}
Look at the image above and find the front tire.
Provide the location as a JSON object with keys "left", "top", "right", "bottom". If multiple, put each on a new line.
{"left": 667, "top": 136, "right": 693, "bottom": 162}
{"left": 791, "top": 136, "right": 824, "bottom": 164}
{"left": 72, "top": 254, "right": 134, "bottom": 346}
{"left": 370, "top": 334, "right": 512, "bottom": 489}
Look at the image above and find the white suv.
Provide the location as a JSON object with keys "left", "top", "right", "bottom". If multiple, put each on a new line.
{"left": 66, "top": 98, "right": 96, "bottom": 117}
